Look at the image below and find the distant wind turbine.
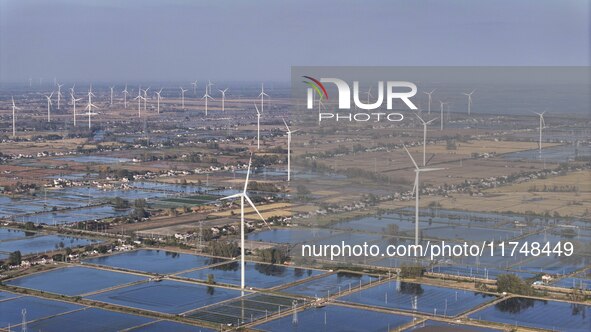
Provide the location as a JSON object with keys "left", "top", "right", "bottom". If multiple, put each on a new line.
{"left": 191, "top": 80, "right": 198, "bottom": 96}
{"left": 44, "top": 92, "right": 54, "bottom": 122}
{"left": 70, "top": 92, "right": 82, "bottom": 127}
{"left": 283, "top": 118, "right": 299, "bottom": 182}
{"left": 365, "top": 86, "right": 373, "bottom": 104}
{"left": 142, "top": 87, "right": 150, "bottom": 112}
{"left": 155, "top": 89, "right": 163, "bottom": 114}
{"left": 122, "top": 84, "right": 129, "bottom": 108}
{"left": 532, "top": 111, "right": 546, "bottom": 154}
{"left": 403, "top": 145, "right": 445, "bottom": 245}
{"left": 220, "top": 155, "right": 269, "bottom": 294}
{"left": 415, "top": 113, "right": 438, "bottom": 166}
{"left": 423, "top": 89, "right": 436, "bottom": 114}
{"left": 134, "top": 90, "right": 146, "bottom": 117}
{"left": 11, "top": 97, "right": 20, "bottom": 138}
{"left": 56, "top": 82, "right": 63, "bottom": 109}
{"left": 254, "top": 103, "right": 262, "bottom": 149}
{"left": 202, "top": 88, "right": 214, "bottom": 116}
{"left": 207, "top": 80, "right": 214, "bottom": 94}
{"left": 84, "top": 90, "right": 98, "bottom": 129}
{"left": 218, "top": 88, "right": 228, "bottom": 112}
{"left": 462, "top": 89, "right": 476, "bottom": 115}
{"left": 180, "top": 87, "right": 187, "bottom": 109}
{"left": 258, "top": 83, "right": 269, "bottom": 113}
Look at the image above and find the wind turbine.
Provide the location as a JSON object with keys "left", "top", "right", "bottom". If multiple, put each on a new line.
{"left": 122, "top": 84, "right": 129, "bottom": 108}
{"left": 44, "top": 92, "right": 54, "bottom": 122}
{"left": 180, "top": 87, "right": 187, "bottom": 109}
{"left": 403, "top": 145, "right": 445, "bottom": 246}
{"left": 155, "top": 89, "right": 163, "bottom": 114}
{"left": 283, "top": 119, "right": 299, "bottom": 182}
{"left": 134, "top": 90, "right": 146, "bottom": 117}
{"left": 218, "top": 88, "right": 228, "bottom": 112}
{"left": 56, "top": 82, "right": 63, "bottom": 109}
{"left": 220, "top": 155, "right": 269, "bottom": 294}
{"left": 191, "top": 80, "right": 198, "bottom": 96}
{"left": 202, "top": 88, "right": 214, "bottom": 116}
{"left": 439, "top": 101, "right": 447, "bottom": 131}
{"left": 258, "top": 83, "right": 269, "bottom": 113}
{"left": 532, "top": 111, "right": 546, "bottom": 154}
{"left": 84, "top": 101, "right": 98, "bottom": 129}
{"left": 109, "top": 86, "right": 115, "bottom": 106}
{"left": 207, "top": 80, "right": 214, "bottom": 94}
{"left": 462, "top": 89, "right": 476, "bottom": 115}
{"left": 415, "top": 113, "right": 437, "bottom": 166}
{"left": 254, "top": 103, "right": 261, "bottom": 149}
{"left": 11, "top": 97, "right": 20, "bottom": 138}
{"left": 70, "top": 92, "right": 82, "bottom": 126}
{"left": 423, "top": 89, "right": 436, "bottom": 114}
{"left": 142, "top": 87, "right": 150, "bottom": 112}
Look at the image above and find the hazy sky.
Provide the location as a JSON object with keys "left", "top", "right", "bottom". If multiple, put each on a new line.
{"left": 0, "top": 0, "right": 588, "bottom": 83}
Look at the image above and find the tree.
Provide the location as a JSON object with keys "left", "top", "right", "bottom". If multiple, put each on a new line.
{"left": 496, "top": 274, "right": 533, "bottom": 295}
{"left": 8, "top": 251, "right": 22, "bottom": 266}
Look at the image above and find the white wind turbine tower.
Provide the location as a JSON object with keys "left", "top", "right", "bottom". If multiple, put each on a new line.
{"left": 220, "top": 155, "right": 269, "bottom": 294}
{"left": 462, "top": 89, "right": 476, "bottom": 115}
{"left": 218, "top": 88, "right": 228, "bottom": 112}
{"left": 154, "top": 89, "right": 163, "bottom": 114}
{"left": 254, "top": 103, "right": 262, "bottom": 149}
{"left": 142, "top": 87, "right": 150, "bottom": 112}
{"left": 415, "top": 113, "right": 437, "bottom": 166}
{"left": 85, "top": 96, "right": 98, "bottom": 129}
{"left": 179, "top": 87, "right": 187, "bottom": 109}
{"left": 134, "top": 90, "right": 146, "bottom": 117}
{"left": 109, "top": 86, "right": 115, "bottom": 106}
{"left": 11, "top": 97, "right": 20, "bottom": 138}
{"left": 202, "top": 88, "right": 214, "bottom": 116}
{"left": 283, "top": 119, "right": 299, "bottom": 182}
{"left": 56, "top": 82, "right": 63, "bottom": 109}
{"left": 532, "top": 111, "right": 546, "bottom": 154}
{"left": 423, "top": 89, "right": 436, "bottom": 114}
{"left": 403, "top": 145, "right": 445, "bottom": 246}
{"left": 122, "top": 84, "right": 129, "bottom": 108}
{"left": 258, "top": 83, "right": 269, "bottom": 113}
{"left": 44, "top": 92, "right": 54, "bottom": 122}
{"left": 70, "top": 92, "right": 82, "bottom": 127}
{"left": 191, "top": 80, "right": 198, "bottom": 96}
{"left": 439, "top": 101, "right": 447, "bottom": 131}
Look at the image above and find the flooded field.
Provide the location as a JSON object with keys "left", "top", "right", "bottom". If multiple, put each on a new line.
{"left": 177, "top": 261, "right": 323, "bottom": 289}
{"left": 87, "top": 280, "right": 243, "bottom": 314}
{"left": 0, "top": 234, "right": 99, "bottom": 255}
{"left": 339, "top": 281, "right": 496, "bottom": 317}
{"left": 469, "top": 298, "right": 590, "bottom": 332}
{"left": 278, "top": 272, "right": 378, "bottom": 297}
{"left": 253, "top": 304, "right": 413, "bottom": 332}
{"left": 0, "top": 295, "right": 84, "bottom": 328}
{"left": 5, "top": 266, "right": 145, "bottom": 296}
{"left": 83, "top": 249, "right": 225, "bottom": 274}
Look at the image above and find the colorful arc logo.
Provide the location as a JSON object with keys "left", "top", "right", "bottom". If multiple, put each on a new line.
{"left": 302, "top": 76, "right": 328, "bottom": 100}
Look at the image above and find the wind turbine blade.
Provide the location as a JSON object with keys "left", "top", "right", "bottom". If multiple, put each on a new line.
{"left": 244, "top": 195, "right": 271, "bottom": 230}
{"left": 415, "top": 113, "right": 425, "bottom": 124}
{"left": 426, "top": 118, "right": 438, "bottom": 125}
{"left": 243, "top": 156, "right": 252, "bottom": 194}
{"left": 221, "top": 193, "right": 242, "bottom": 200}
{"left": 254, "top": 103, "right": 260, "bottom": 115}
{"left": 421, "top": 167, "right": 446, "bottom": 172}
{"left": 282, "top": 118, "right": 290, "bottom": 131}
{"left": 403, "top": 145, "right": 419, "bottom": 170}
